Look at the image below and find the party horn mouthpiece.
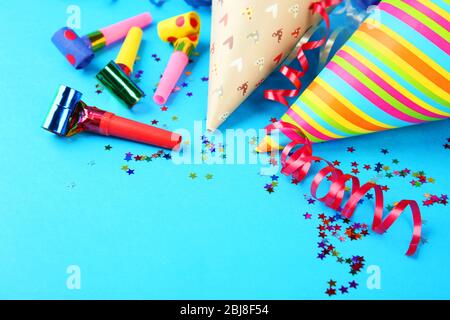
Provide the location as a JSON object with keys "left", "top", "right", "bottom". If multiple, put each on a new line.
{"left": 97, "top": 61, "right": 145, "bottom": 108}
{"left": 51, "top": 12, "right": 152, "bottom": 69}
{"left": 42, "top": 85, "right": 83, "bottom": 136}
{"left": 153, "top": 49, "right": 190, "bottom": 105}
{"left": 43, "top": 85, "right": 182, "bottom": 150}
{"left": 96, "top": 27, "right": 145, "bottom": 107}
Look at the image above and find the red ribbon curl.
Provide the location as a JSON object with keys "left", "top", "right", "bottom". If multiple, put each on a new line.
{"left": 264, "top": 0, "right": 342, "bottom": 105}
{"left": 263, "top": 0, "right": 422, "bottom": 255}
{"left": 266, "top": 122, "right": 422, "bottom": 256}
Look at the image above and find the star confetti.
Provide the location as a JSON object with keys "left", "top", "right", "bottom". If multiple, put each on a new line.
{"left": 304, "top": 194, "right": 316, "bottom": 205}
{"left": 444, "top": 137, "right": 450, "bottom": 149}
{"left": 325, "top": 287, "right": 336, "bottom": 296}
{"left": 132, "top": 70, "right": 144, "bottom": 83}
{"left": 324, "top": 278, "right": 359, "bottom": 297}
{"left": 116, "top": 150, "right": 172, "bottom": 175}
{"left": 151, "top": 53, "right": 161, "bottom": 62}
{"left": 422, "top": 194, "right": 448, "bottom": 207}
{"left": 205, "top": 173, "right": 214, "bottom": 180}
{"left": 308, "top": 212, "right": 369, "bottom": 297}
{"left": 264, "top": 176, "right": 279, "bottom": 194}
{"left": 189, "top": 172, "right": 197, "bottom": 179}
{"left": 124, "top": 152, "right": 133, "bottom": 161}
{"left": 95, "top": 83, "right": 104, "bottom": 94}
{"left": 201, "top": 134, "right": 227, "bottom": 162}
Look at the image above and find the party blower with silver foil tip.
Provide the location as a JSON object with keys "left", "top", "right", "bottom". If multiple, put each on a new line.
{"left": 51, "top": 12, "right": 152, "bottom": 69}
{"left": 42, "top": 85, "right": 182, "bottom": 150}
{"left": 96, "top": 27, "right": 145, "bottom": 108}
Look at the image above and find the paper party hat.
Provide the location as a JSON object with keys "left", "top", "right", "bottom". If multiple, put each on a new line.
{"left": 258, "top": 0, "right": 450, "bottom": 151}
{"left": 206, "top": 0, "right": 334, "bottom": 131}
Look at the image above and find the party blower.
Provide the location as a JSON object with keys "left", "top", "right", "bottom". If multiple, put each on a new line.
{"left": 52, "top": 12, "right": 152, "bottom": 69}
{"left": 153, "top": 11, "right": 201, "bottom": 105}
{"left": 42, "top": 85, "right": 182, "bottom": 150}
{"left": 96, "top": 27, "right": 145, "bottom": 108}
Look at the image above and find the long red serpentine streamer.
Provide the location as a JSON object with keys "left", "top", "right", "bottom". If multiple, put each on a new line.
{"left": 263, "top": 0, "right": 422, "bottom": 256}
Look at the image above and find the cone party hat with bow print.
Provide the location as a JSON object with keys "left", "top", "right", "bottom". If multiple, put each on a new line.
{"left": 206, "top": 0, "right": 339, "bottom": 131}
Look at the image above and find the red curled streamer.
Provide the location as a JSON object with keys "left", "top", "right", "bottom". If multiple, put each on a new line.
{"left": 263, "top": 1, "right": 422, "bottom": 255}
{"left": 266, "top": 122, "right": 422, "bottom": 256}
{"left": 264, "top": 0, "right": 342, "bottom": 106}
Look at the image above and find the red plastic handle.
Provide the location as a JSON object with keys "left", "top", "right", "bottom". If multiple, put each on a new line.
{"left": 99, "top": 112, "right": 182, "bottom": 150}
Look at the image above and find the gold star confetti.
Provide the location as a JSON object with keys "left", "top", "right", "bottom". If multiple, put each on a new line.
{"left": 189, "top": 172, "right": 197, "bottom": 179}
{"left": 205, "top": 173, "right": 214, "bottom": 180}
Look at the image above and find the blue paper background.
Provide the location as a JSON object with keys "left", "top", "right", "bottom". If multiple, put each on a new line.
{"left": 0, "top": 0, "right": 448, "bottom": 299}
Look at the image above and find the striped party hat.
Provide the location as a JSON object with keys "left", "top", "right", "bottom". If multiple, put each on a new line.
{"left": 258, "top": 0, "right": 449, "bottom": 150}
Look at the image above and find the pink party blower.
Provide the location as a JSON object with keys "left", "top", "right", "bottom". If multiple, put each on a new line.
{"left": 153, "top": 12, "right": 201, "bottom": 105}
{"left": 153, "top": 43, "right": 192, "bottom": 105}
